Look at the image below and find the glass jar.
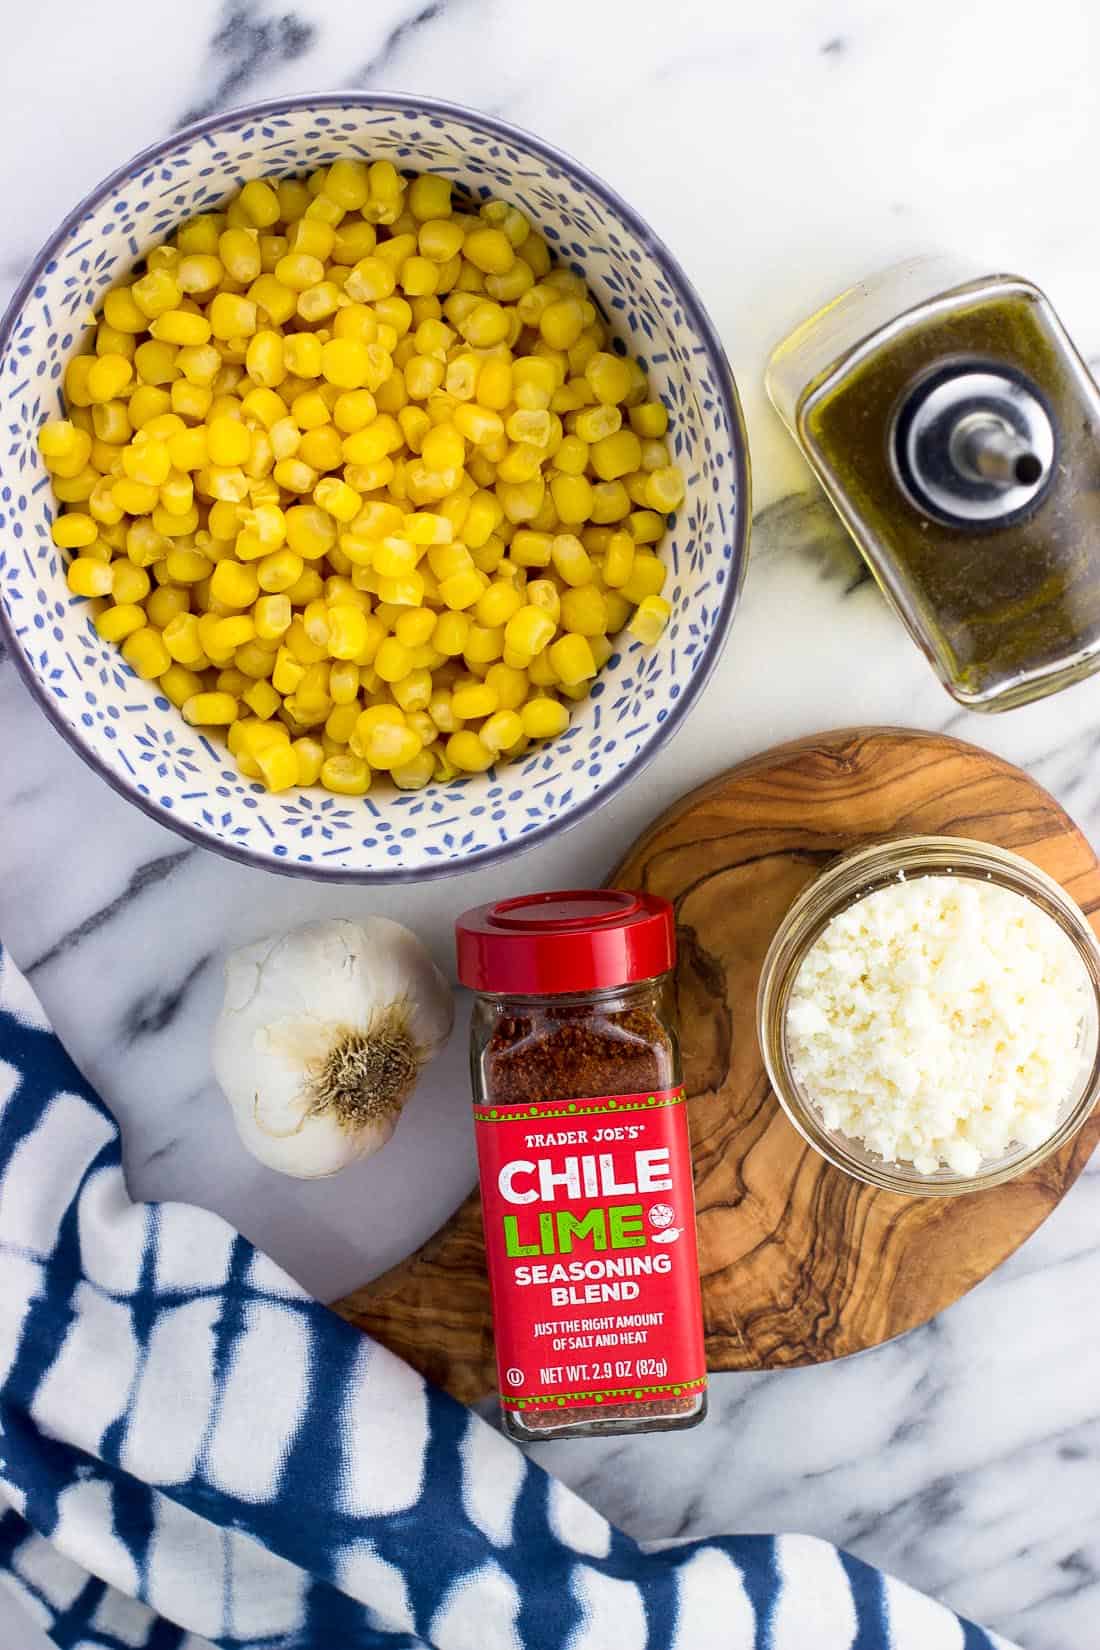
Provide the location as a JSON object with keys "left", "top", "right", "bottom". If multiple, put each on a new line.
{"left": 757, "top": 837, "right": 1100, "bottom": 1195}
{"left": 455, "top": 890, "right": 708, "bottom": 1441}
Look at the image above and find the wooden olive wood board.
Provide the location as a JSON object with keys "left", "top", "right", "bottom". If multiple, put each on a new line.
{"left": 333, "top": 728, "right": 1100, "bottom": 1402}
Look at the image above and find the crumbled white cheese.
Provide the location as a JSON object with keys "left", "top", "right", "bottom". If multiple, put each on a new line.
{"left": 786, "top": 874, "right": 1091, "bottom": 1175}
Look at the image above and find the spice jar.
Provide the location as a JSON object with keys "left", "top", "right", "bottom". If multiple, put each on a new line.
{"left": 455, "top": 890, "right": 708, "bottom": 1441}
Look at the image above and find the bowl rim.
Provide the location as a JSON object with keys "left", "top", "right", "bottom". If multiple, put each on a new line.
{"left": 0, "top": 90, "right": 751, "bottom": 883}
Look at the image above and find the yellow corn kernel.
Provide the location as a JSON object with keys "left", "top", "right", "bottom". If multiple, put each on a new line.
{"left": 241, "top": 677, "right": 280, "bottom": 721}
{"left": 549, "top": 632, "right": 597, "bottom": 686}
{"left": 150, "top": 310, "right": 212, "bottom": 347}
{"left": 627, "top": 594, "right": 672, "bottom": 644}
{"left": 252, "top": 545, "right": 303, "bottom": 594}
{"left": 390, "top": 669, "right": 433, "bottom": 714}
{"left": 444, "top": 353, "right": 479, "bottom": 401}
{"left": 119, "top": 440, "right": 169, "bottom": 489}
{"left": 38, "top": 419, "right": 92, "bottom": 477}
{"left": 52, "top": 512, "right": 98, "bottom": 550}
{"left": 296, "top": 424, "right": 342, "bottom": 472}
{"left": 272, "top": 647, "right": 304, "bottom": 695}
{"left": 463, "top": 623, "right": 504, "bottom": 666}
{"left": 588, "top": 429, "right": 641, "bottom": 482}
{"left": 480, "top": 708, "right": 524, "bottom": 754}
{"left": 537, "top": 298, "right": 583, "bottom": 350}
{"left": 85, "top": 354, "right": 133, "bottom": 403}
{"left": 373, "top": 637, "right": 410, "bottom": 683}
{"left": 560, "top": 585, "right": 607, "bottom": 636}
{"left": 133, "top": 339, "right": 179, "bottom": 386}
{"left": 645, "top": 465, "right": 685, "bottom": 511}
{"left": 170, "top": 379, "right": 213, "bottom": 422}
{"left": 621, "top": 551, "right": 667, "bottom": 605}
{"left": 388, "top": 747, "right": 434, "bottom": 790}
{"left": 408, "top": 173, "right": 452, "bottom": 221}
{"left": 572, "top": 403, "right": 621, "bottom": 444}
{"left": 121, "top": 626, "right": 172, "bottom": 680}
{"left": 438, "top": 567, "right": 485, "bottom": 611}
{"left": 544, "top": 472, "right": 591, "bottom": 527}
{"left": 372, "top": 536, "right": 418, "bottom": 578}
{"left": 420, "top": 422, "right": 463, "bottom": 472}
{"left": 274, "top": 458, "right": 320, "bottom": 495}
{"left": 589, "top": 480, "right": 631, "bottom": 523}
{"left": 475, "top": 580, "right": 523, "bottom": 628}
{"left": 413, "top": 216, "right": 461, "bottom": 265}
{"left": 343, "top": 255, "right": 396, "bottom": 303}
{"left": 65, "top": 556, "right": 113, "bottom": 597}
{"left": 324, "top": 605, "right": 369, "bottom": 660}
{"left": 504, "top": 604, "right": 556, "bottom": 657}
{"left": 53, "top": 467, "right": 99, "bottom": 504}
{"left": 248, "top": 739, "right": 297, "bottom": 792}
{"left": 238, "top": 328, "right": 285, "bottom": 387}
{"left": 329, "top": 390, "right": 377, "bottom": 438}
{"left": 584, "top": 351, "right": 633, "bottom": 405}
{"left": 159, "top": 665, "right": 206, "bottom": 707}
{"left": 236, "top": 640, "right": 278, "bottom": 680}
{"left": 245, "top": 274, "right": 295, "bottom": 327}
{"left": 502, "top": 644, "right": 533, "bottom": 671}
{"left": 405, "top": 353, "right": 445, "bottom": 400}
{"left": 603, "top": 531, "right": 636, "bottom": 588}
{"left": 218, "top": 667, "right": 251, "bottom": 699}
{"left": 146, "top": 585, "right": 190, "bottom": 629}
{"left": 431, "top": 609, "right": 470, "bottom": 657}
{"left": 452, "top": 681, "right": 498, "bottom": 719}
{"left": 383, "top": 608, "right": 431, "bottom": 651}
{"left": 446, "top": 729, "right": 496, "bottom": 772}
{"left": 323, "top": 701, "right": 358, "bottom": 745}
{"left": 160, "top": 611, "right": 205, "bottom": 666}
{"left": 249, "top": 592, "right": 289, "bottom": 641}
{"left": 509, "top": 530, "right": 553, "bottom": 568}
{"left": 88, "top": 399, "right": 130, "bottom": 446}
{"left": 400, "top": 256, "right": 440, "bottom": 297}
{"left": 161, "top": 428, "right": 205, "bottom": 477}
{"left": 94, "top": 603, "right": 147, "bottom": 643}
{"left": 160, "top": 546, "right": 207, "bottom": 585}
{"left": 87, "top": 476, "right": 123, "bottom": 527}
{"left": 520, "top": 696, "right": 570, "bottom": 740}
{"left": 481, "top": 662, "right": 525, "bottom": 712}
{"left": 552, "top": 433, "right": 588, "bottom": 476}
{"left": 288, "top": 737, "right": 323, "bottom": 786}
{"left": 550, "top": 533, "right": 594, "bottom": 587}
{"left": 179, "top": 690, "right": 236, "bottom": 727}
{"left": 209, "top": 615, "right": 256, "bottom": 654}
{"left": 101, "top": 285, "right": 149, "bottom": 334}
{"left": 235, "top": 176, "right": 279, "bottom": 226}
{"left": 462, "top": 227, "right": 514, "bottom": 276}
{"left": 496, "top": 477, "right": 545, "bottom": 524}
{"left": 107, "top": 562, "right": 149, "bottom": 606}
{"left": 322, "top": 659, "right": 356, "bottom": 706}
{"left": 208, "top": 559, "right": 258, "bottom": 609}
{"left": 274, "top": 251, "right": 325, "bottom": 292}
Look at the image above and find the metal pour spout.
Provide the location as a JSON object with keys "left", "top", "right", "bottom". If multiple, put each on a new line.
{"left": 951, "top": 414, "right": 1047, "bottom": 490}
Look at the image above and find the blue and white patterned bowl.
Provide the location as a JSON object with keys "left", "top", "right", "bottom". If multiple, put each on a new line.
{"left": 0, "top": 94, "right": 749, "bottom": 881}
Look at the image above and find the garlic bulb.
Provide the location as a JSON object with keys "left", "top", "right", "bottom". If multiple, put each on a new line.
{"left": 213, "top": 918, "right": 454, "bottom": 1178}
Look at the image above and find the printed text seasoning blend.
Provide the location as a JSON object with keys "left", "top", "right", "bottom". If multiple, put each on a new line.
{"left": 455, "top": 891, "right": 708, "bottom": 1441}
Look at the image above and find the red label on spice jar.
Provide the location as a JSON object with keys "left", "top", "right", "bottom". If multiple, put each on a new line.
{"left": 474, "top": 1087, "right": 706, "bottom": 1415}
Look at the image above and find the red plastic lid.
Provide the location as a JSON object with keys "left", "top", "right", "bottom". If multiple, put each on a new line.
{"left": 455, "top": 889, "right": 675, "bottom": 995}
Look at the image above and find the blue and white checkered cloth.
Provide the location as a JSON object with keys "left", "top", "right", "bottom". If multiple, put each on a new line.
{"left": 0, "top": 940, "right": 1017, "bottom": 1649}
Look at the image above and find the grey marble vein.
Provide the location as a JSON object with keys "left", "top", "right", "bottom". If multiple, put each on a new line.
{"left": 27, "top": 850, "right": 195, "bottom": 975}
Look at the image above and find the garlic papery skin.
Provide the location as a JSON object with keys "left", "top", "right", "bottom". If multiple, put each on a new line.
{"left": 212, "top": 918, "right": 454, "bottom": 1178}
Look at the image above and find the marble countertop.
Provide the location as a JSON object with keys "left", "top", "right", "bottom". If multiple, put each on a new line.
{"left": 4, "top": 3, "right": 1100, "bottom": 1645}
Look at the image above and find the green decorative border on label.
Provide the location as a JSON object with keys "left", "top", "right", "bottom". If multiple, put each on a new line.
{"left": 502, "top": 1372, "right": 707, "bottom": 1411}
{"left": 474, "top": 1087, "right": 685, "bottom": 1125}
